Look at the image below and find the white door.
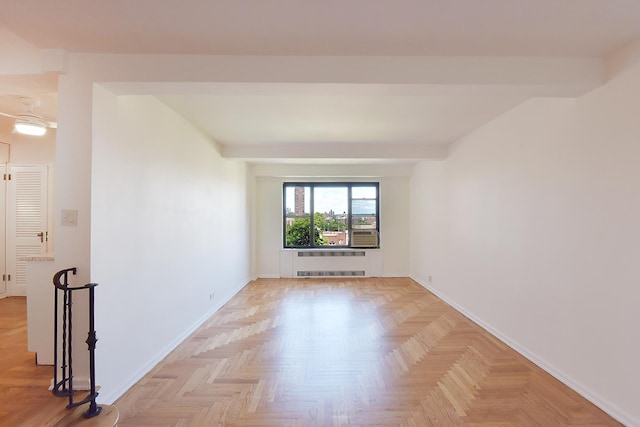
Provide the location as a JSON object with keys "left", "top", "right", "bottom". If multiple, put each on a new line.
{"left": 0, "top": 164, "right": 6, "bottom": 299}
{"left": 6, "top": 164, "right": 49, "bottom": 296}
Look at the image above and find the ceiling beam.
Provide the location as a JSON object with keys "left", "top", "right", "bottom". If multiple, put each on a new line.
{"left": 97, "top": 55, "right": 604, "bottom": 97}
{"left": 222, "top": 142, "right": 448, "bottom": 161}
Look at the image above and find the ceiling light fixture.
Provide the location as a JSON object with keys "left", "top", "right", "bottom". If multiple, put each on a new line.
{"left": 14, "top": 113, "right": 47, "bottom": 136}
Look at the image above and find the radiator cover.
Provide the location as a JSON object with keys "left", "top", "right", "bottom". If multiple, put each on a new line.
{"left": 279, "top": 249, "right": 383, "bottom": 278}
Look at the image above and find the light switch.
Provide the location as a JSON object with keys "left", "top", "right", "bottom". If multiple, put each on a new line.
{"left": 61, "top": 209, "right": 78, "bottom": 226}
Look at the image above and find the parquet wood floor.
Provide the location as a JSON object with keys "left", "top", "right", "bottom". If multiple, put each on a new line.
{"left": 0, "top": 296, "right": 69, "bottom": 426}
{"left": 113, "top": 278, "right": 620, "bottom": 426}
{"left": 0, "top": 297, "right": 117, "bottom": 427}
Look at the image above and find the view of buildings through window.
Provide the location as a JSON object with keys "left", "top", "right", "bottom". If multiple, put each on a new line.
{"left": 283, "top": 183, "right": 379, "bottom": 247}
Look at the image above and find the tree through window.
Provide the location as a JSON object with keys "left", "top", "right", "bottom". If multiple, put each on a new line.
{"left": 283, "top": 183, "right": 379, "bottom": 248}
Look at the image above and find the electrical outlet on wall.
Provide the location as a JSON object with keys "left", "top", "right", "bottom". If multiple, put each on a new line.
{"left": 427, "top": 275, "right": 432, "bottom": 283}
{"left": 209, "top": 292, "right": 215, "bottom": 300}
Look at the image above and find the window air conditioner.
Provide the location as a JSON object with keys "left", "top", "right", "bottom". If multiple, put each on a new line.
{"left": 351, "top": 230, "right": 379, "bottom": 248}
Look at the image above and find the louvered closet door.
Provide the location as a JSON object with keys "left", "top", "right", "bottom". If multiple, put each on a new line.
{"left": 0, "top": 165, "right": 6, "bottom": 298}
{"left": 6, "top": 165, "right": 48, "bottom": 295}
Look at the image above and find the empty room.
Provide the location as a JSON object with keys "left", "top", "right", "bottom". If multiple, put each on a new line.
{"left": 0, "top": 1, "right": 638, "bottom": 426}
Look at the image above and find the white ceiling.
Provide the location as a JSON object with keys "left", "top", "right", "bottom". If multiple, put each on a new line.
{"left": 2, "top": 0, "right": 640, "bottom": 56}
{"left": 157, "top": 85, "right": 527, "bottom": 146}
{"left": 1, "top": 0, "right": 639, "bottom": 163}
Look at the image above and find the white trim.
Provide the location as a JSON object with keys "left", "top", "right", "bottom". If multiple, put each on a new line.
{"left": 97, "top": 277, "right": 252, "bottom": 405}
{"left": 256, "top": 273, "right": 280, "bottom": 279}
{"left": 410, "top": 274, "right": 637, "bottom": 427}
{"left": 382, "top": 273, "right": 408, "bottom": 278}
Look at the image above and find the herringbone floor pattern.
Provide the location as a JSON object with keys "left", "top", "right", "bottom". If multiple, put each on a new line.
{"left": 0, "top": 297, "right": 118, "bottom": 427}
{"left": 114, "top": 278, "right": 620, "bottom": 426}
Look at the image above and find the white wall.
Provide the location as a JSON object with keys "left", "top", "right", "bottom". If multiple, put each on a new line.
{"left": 91, "top": 88, "right": 250, "bottom": 403}
{"left": 254, "top": 177, "right": 283, "bottom": 277}
{"left": 380, "top": 177, "right": 410, "bottom": 276}
{"left": 1, "top": 131, "right": 56, "bottom": 164}
{"left": 252, "top": 164, "right": 410, "bottom": 278}
{"left": 410, "top": 62, "right": 640, "bottom": 425}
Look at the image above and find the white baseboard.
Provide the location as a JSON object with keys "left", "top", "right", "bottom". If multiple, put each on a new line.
{"left": 256, "top": 273, "right": 410, "bottom": 279}
{"left": 98, "top": 277, "right": 252, "bottom": 405}
{"left": 410, "top": 275, "right": 637, "bottom": 427}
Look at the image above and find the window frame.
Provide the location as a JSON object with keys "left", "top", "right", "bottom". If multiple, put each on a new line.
{"left": 282, "top": 182, "right": 380, "bottom": 249}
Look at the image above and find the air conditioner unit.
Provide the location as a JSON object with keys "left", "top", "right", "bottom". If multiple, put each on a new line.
{"left": 351, "top": 230, "right": 379, "bottom": 248}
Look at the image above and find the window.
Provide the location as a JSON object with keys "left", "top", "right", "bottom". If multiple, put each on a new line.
{"left": 283, "top": 183, "right": 379, "bottom": 248}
